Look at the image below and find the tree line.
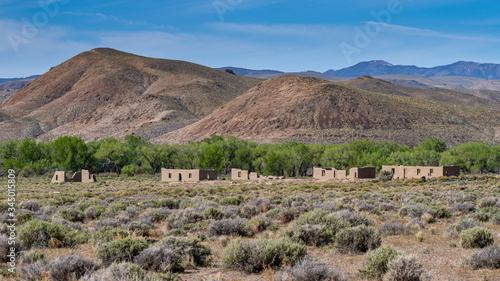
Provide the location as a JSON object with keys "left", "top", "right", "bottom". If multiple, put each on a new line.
{"left": 0, "top": 135, "right": 499, "bottom": 177}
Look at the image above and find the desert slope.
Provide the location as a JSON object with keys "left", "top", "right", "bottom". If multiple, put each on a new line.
{"left": 0, "top": 48, "right": 259, "bottom": 141}
{"left": 341, "top": 76, "right": 500, "bottom": 110}
{"left": 154, "top": 76, "right": 500, "bottom": 146}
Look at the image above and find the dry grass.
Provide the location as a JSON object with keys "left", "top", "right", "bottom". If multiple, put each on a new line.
{"left": 1, "top": 174, "right": 500, "bottom": 280}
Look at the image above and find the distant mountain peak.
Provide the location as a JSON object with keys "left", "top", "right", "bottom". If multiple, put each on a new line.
{"left": 325, "top": 60, "right": 500, "bottom": 79}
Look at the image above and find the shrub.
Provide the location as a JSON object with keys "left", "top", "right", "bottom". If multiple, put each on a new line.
{"left": 446, "top": 218, "right": 481, "bottom": 238}
{"left": 125, "top": 222, "right": 152, "bottom": 236}
{"left": 492, "top": 213, "right": 500, "bottom": 225}
{"left": 220, "top": 196, "right": 242, "bottom": 206}
{"left": 18, "top": 220, "right": 69, "bottom": 248}
{"left": 19, "top": 261, "right": 47, "bottom": 281}
{"left": 279, "top": 208, "right": 300, "bottom": 224}
{"left": 378, "top": 170, "right": 393, "bottom": 181}
{"left": 21, "top": 201, "right": 40, "bottom": 212}
{"left": 161, "top": 237, "right": 211, "bottom": 267}
{"left": 247, "top": 216, "right": 272, "bottom": 233}
{"left": 291, "top": 210, "right": 350, "bottom": 246}
{"left": 362, "top": 245, "right": 399, "bottom": 278}
{"left": 49, "top": 254, "right": 96, "bottom": 281}
{"left": 430, "top": 205, "right": 451, "bottom": 219}
{"left": 399, "top": 204, "right": 429, "bottom": 219}
{"left": 85, "top": 206, "right": 106, "bottom": 220}
{"left": 466, "top": 245, "right": 500, "bottom": 269}
{"left": 460, "top": 227, "right": 494, "bottom": 248}
{"left": 378, "top": 222, "right": 410, "bottom": 236}
{"left": 158, "top": 198, "right": 181, "bottom": 209}
{"left": 80, "top": 262, "right": 146, "bottom": 281}
{"left": 358, "top": 203, "right": 375, "bottom": 212}
{"left": 479, "top": 197, "right": 498, "bottom": 208}
{"left": 335, "top": 209, "right": 372, "bottom": 227}
{"left": 0, "top": 234, "right": 21, "bottom": 263}
{"left": 202, "top": 207, "right": 224, "bottom": 220}
{"left": 92, "top": 226, "right": 129, "bottom": 245}
{"left": 59, "top": 207, "right": 85, "bottom": 222}
{"left": 265, "top": 208, "right": 282, "bottom": 219}
{"left": 335, "top": 225, "right": 381, "bottom": 254}
{"left": 474, "top": 211, "right": 490, "bottom": 222}
{"left": 208, "top": 218, "right": 251, "bottom": 237}
{"left": 420, "top": 213, "right": 435, "bottom": 224}
{"left": 16, "top": 212, "right": 34, "bottom": 224}
{"left": 383, "top": 255, "right": 428, "bottom": 281}
{"left": 140, "top": 209, "right": 170, "bottom": 223}
{"left": 222, "top": 237, "right": 306, "bottom": 273}
{"left": 238, "top": 205, "right": 260, "bottom": 219}
{"left": 275, "top": 256, "right": 345, "bottom": 281}
{"left": 134, "top": 245, "right": 184, "bottom": 273}
{"left": 0, "top": 202, "right": 10, "bottom": 213}
{"left": 97, "top": 238, "right": 148, "bottom": 265}
{"left": 451, "top": 203, "right": 475, "bottom": 214}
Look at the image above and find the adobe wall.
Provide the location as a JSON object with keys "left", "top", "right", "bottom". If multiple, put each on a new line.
{"left": 443, "top": 165, "right": 460, "bottom": 177}
{"left": 200, "top": 170, "right": 218, "bottom": 181}
{"left": 51, "top": 171, "right": 69, "bottom": 183}
{"left": 71, "top": 171, "right": 82, "bottom": 182}
{"left": 231, "top": 169, "right": 249, "bottom": 180}
{"left": 381, "top": 165, "right": 460, "bottom": 179}
{"left": 349, "top": 167, "right": 376, "bottom": 180}
{"left": 335, "top": 170, "right": 347, "bottom": 180}
{"left": 81, "top": 169, "right": 96, "bottom": 183}
{"left": 161, "top": 168, "right": 217, "bottom": 182}
{"left": 313, "top": 167, "right": 335, "bottom": 180}
{"left": 249, "top": 172, "right": 260, "bottom": 180}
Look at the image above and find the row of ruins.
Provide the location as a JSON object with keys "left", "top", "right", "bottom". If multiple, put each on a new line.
{"left": 52, "top": 165, "right": 460, "bottom": 183}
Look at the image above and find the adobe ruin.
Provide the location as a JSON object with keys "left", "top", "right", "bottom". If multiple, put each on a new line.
{"left": 51, "top": 171, "right": 69, "bottom": 183}
{"left": 161, "top": 168, "right": 218, "bottom": 182}
{"left": 51, "top": 169, "right": 97, "bottom": 183}
{"left": 381, "top": 165, "right": 460, "bottom": 179}
{"left": 231, "top": 168, "right": 284, "bottom": 180}
{"left": 313, "top": 167, "right": 376, "bottom": 181}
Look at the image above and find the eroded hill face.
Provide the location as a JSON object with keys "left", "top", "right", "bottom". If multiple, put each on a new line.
{"left": 341, "top": 76, "right": 500, "bottom": 110}
{"left": 154, "top": 75, "right": 500, "bottom": 146}
{"left": 0, "top": 48, "right": 259, "bottom": 141}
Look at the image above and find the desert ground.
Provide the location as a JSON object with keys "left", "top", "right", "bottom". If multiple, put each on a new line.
{"left": 1, "top": 174, "right": 500, "bottom": 280}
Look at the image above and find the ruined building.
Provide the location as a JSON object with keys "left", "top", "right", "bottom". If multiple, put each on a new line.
{"left": 51, "top": 169, "right": 97, "bottom": 183}
{"left": 313, "top": 167, "right": 376, "bottom": 181}
{"left": 381, "top": 165, "right": 460, "bottom": 179}
{"left": 161, "top": 169, "right": 218, "bottom": 182}
{"left": 231, "top": 169, "right": 284, "bottom": 180}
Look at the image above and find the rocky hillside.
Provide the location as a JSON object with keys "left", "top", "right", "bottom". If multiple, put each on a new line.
{"left": 154, "top": 76, "right": 500, "bottom": 146}
{"left": 0, "top": 48, "right": 259, "bottom": 141}
{"left": 341, "top": 76, "right": 500, "bottom": 110}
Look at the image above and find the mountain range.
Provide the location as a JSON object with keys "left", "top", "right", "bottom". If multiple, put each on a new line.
{"left": 217, "top": 61, "right": 500, "bottom": 91}
{"left": 1, "top": 48, "right": 499, "bottom": 146}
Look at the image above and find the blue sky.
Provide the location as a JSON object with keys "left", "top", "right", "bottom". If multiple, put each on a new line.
{"left": 1, "top": 0, "right": 499, "bottom": 77}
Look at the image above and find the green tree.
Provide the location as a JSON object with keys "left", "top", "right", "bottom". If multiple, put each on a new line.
{"left": 419, "top": 137, "right": 447, "bottom": 152}
{"left": 51, "top": 136, "right": 92, "bottom": 171}
{"left": 95, "top": 138, "right": 129, "bottom": 174}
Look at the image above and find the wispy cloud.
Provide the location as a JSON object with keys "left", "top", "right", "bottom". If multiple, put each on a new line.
{"left": 369, "top": 22, "right": 500, "bottom": 43}
{"left": 206, "top": 22, "right": 348, "bottom": 38}
{"left": 62, "top": 11, "right": 169, "bottom": 29}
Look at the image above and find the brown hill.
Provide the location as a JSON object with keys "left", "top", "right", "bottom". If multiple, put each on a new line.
{"left": 0, "top": 48, "right": 259, "bottom": 141}
{"left": 154, "top": 75, "right": 500, "bottom": 146}
{"left": 341, "top": 76, "right": 500, "bottom": 110}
